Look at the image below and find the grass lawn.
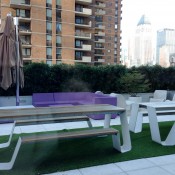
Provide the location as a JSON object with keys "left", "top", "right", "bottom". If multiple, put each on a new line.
{"left": 0, "top": 121, "right": 175, "bottom": 175}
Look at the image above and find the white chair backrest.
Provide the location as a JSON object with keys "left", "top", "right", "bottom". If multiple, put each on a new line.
{"left": 109, "top": 93, "right": 126, "bottom": 109}
{"left": 172, "top": 94, "right": 175, "bottom": 101}
{"left": 95, "top": 91, "right": 103, "bottom": 95}
{"left": 153, "top": 90, "right": 167, "bottom": 100}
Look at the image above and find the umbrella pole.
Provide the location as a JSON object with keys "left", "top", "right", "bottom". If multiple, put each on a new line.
{"left": 14, "top": 17, "right": 20, "bottom": 106}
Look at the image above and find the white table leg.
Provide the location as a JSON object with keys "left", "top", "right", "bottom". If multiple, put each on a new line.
{"left": 104, "top": 114, "right": 111, "bottom": 128}
{"left": 129, "top": 103, "right": 140, "bottom": 132}
{"left": 119, "top": 111, "right": 132, "bottom": 152}
{"left": 147, "top": 106, "right": 162, "bottom": 144}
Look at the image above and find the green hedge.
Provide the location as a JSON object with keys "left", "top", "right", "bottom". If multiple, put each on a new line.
{"left": 0, "top": 63, "right": 175, "bottom": 96}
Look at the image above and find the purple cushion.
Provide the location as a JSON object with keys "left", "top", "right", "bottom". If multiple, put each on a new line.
{"left": 0, "top": 120, "right": 14, "bottom": 124}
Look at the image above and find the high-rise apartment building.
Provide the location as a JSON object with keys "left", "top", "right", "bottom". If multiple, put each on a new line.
{"left": 131, "top": 14, "right": 153, "bottom": 67}
{"left": 0, "top": 0, "right": 122, "bottom": 65}
{"left": 156, "top": 28, "right": 175, "bottom": 67}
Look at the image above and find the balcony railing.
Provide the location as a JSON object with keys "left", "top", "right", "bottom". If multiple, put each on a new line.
{"left": 75, "top": 44, "right": 92, "bottom": 51}
{"left": 95, "top": 31, "right": 105, "bottom": 36}
{"left": 75, "top": 0, "right": 92, "bottom": 4}
{"left": 75, "top": 8, "right": 92, "bottom": 16}
{"left": 95, "top": 24, "right": 105, "bottom": 29}
{"left": 75, "top": 32, "right": 91, "bottom": 39}
{"left": 95, "top": 9, "right": 106, "bottom": 15}
{"left": 75, "top": 21, "right": 92, "bottom": 28}
{"left": 10, "top": 0, "right": 31, "bottom": 9}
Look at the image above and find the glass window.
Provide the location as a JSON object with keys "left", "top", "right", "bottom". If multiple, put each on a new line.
{"left": 46, "top": 60, "right": 52, "bottom": 66}
{"left": 22, "top": 48, "right": 31, "bottom": 56}
{"left": 56, "top": 48, "right": 61, "bottom": 55}
{"left": 75, "top": 51, "right": 83, "bottom": 59}
{"left": 56, "top": 0, "right": 61, "bottom": 5}
{"left": 47, "top": 35, "right": 52, "bottom": 41}
{"left": 75, "top": 40, "right": 82, "bottom": 47}
{"left": 47, "top": 47, "right": 52, "bottom": 55}
{"left": 56, "top": 36, "right": 61, "bottom": 44}
{"left": 47, "top": 22, "right": 52, "bottom": 31}
{"left": 56, "top": 23, "right": 62, "bottom": 32}
{"left": 47, "top": 0, "right": 52, "bottom": 3}
{"left": 46, "top": 9, "right": 52, "bottom": 17}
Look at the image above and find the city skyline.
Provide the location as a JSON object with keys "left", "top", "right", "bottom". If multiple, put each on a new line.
{"left": 121, "top": 0, "right": 175, "bottom": 48}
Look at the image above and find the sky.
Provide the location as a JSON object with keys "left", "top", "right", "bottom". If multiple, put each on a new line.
{"left": 121, "top": 0, "right": 175, "bottom": 48}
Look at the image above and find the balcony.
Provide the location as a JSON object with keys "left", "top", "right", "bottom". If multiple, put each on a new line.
{"left": 18, "top": 17, "right": 31, "bottom": 22}
{"left": 95, "top": 9, "right": 106, "bottom": 15}
{"left": 75, "top": 21, "right": 92, "bottom": 28}
{"left": 75, "top": 32, "right": 91, "bottom": 39}
{"left": 97, "top": 58, "right": 105, "bottom": 62}
{"left": 75, "top": 44, "right": 92, "bottom": 51}
{"left": 95, "top": 24, "right": 105, "bottom": 30}
{"left": 82, "top": 56, "right": 91, "bottom": 62}
{"left": 95, "top": 31, "right": 105, "bottom": 36}
{"left": 10, "top": 0, "right": 31, "bottom": 9}
{"left": 95, "top": 38, "right": 105, "bottom": 43}
{"left": 75, "top": 0, "right": 92, "bottom": 4}
{"left": 75, "top": 8, "right": 92, "bottom": 16}
{"left": 19, "top": 28, "right": 32, "bottom": 35}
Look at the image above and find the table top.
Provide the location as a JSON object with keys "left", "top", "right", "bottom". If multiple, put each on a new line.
{"left": 0, "top": 104, "right": 125, "bottom": 119}
{"left": 139, "top": 101, "right": 175, "bottom": 109}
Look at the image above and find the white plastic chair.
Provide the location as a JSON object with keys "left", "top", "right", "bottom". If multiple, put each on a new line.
{"left": 150, "top": 90, "right": 167, "bottom": 102}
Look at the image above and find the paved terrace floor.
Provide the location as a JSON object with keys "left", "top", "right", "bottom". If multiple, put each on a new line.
{"left": 1, "top": 116, "right": 175, "bottom": 175}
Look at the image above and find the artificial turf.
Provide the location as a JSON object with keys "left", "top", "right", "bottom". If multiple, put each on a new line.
{"left": 0, "top": 121, "right": 175, "bottom": 175}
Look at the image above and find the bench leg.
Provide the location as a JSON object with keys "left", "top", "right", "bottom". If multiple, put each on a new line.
{"left": 0, "top": 137, "right": 22, "bottom": 170}
{"left": 129, "top": 103, "right": 140, "bottom": 133}
{"left": 104, "top": 114, "right": 111, "bottom": 128}
{"left": 163, "top": 123, "right": 175, "bottom": 146}
{"left": 0, "top": 122, "right": 16, "bottom": 149}
{"left": 112, "top": 133, "right": 121, "bottom": 151}
{"left": 87, "top": 119, "right": 92, "bottom": 128}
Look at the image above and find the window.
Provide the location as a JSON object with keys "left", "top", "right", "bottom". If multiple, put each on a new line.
{"left": 46, "top": 47, "right": 52, "bottom": 59}
{"left": 21, "top": 35, "right": 31, "bottom": 45}
{"left": 46, "top": 0, "right": 52, "bottom": 7}
{"left": 22, "top": 48, "right": 31, "bottom": 56}
{"left": 75, "top": 40, "right": 83, "bottom": 48}
{"left": 46, "top": 35, "right": 52, "bottom": 46}
{"left": 56, "top": 0, "right": 61, "bottom": 5}
{"left": 56, "top": 9, "right": 61, "bottom": 20}
{"left": 56, "top": 36, "right": 61, "bottom": 44}
{"left": 46, "top": 9, "right": 52, "bottom": 20}
{"left": 56, "top": 23, "right": 62, "bottom": 33}
{"left": 75, "top": 51, "right": 83, "bottom": 59}
{"left": 75, "top": 5, "right": 83, "bottom": 12}
{"left": 56, "top": 48, "right": 61, "bottom": 56}
{"left": 75, "top": 17, "right": 84, "bottom": 24}
{"left": 46, "top": 22, "right": 52, "bottom": 33}
{"left": 16, "top": 9, "right": 30, "bottom": 18}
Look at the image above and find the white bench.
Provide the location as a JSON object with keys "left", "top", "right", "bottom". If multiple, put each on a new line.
{"left": 0, "top": 128, "right": 119, "bottom": 170}
{"left": 129, "top": 102, "right": 175, "bottom": 133}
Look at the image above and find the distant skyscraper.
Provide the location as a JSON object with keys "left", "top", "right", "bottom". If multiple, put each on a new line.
{"left": 131, "top": 14, "right": 153, "bottom": 67}
{"left": 156, "top": 28, "right": 175, "bottom": 67}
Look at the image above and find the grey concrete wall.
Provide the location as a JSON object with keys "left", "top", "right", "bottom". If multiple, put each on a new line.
{"left": 0, "top": 96, "right": 32, "bottom": 107}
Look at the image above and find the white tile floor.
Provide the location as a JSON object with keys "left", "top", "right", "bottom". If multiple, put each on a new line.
{"left": 1, "top": 116, "right": 175, "bottom": 175}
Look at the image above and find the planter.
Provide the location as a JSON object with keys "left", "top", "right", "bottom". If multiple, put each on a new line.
{"left": 128, "top": 96, "right": 142, "bottom": 103}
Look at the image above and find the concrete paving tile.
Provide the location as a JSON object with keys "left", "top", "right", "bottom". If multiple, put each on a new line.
{"left": 116, "top": 158, "right": 155, "bottom": 171}
{"left": 79, "top": 163, "right": 123, "bottom": 175}
{"left": 161, "top": 163, "right": 175, "bottom": 174}
{"left": 147, "top": 154, "right": 175, "bottom": 166}
{"left": 57, "top": 169, "right": 82, "bottom": 175}
{"left": 126, "top": 166, "right": 172, "bottom": 175}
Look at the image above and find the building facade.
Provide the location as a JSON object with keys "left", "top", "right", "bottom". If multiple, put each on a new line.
{"left": 0, "top": 0, "right": 122, "bottom": 65}
{"left": 131, "top": 15, "right": 153, "bottom": 67}
{"left": 156, "top": 28, "right": 175, "bottom": 67}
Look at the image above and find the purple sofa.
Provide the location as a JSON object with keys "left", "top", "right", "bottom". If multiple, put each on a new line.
{"left": 32, "top": 92, "right": 117, "bottom": 119}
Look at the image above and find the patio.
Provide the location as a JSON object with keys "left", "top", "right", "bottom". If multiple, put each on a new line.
{"left": 1, "top": 114, "right": 175, "bottom": 175}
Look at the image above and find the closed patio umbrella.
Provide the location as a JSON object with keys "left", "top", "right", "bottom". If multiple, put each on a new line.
{"left": 0, "top": 14, "right": 24, "bottom": 105}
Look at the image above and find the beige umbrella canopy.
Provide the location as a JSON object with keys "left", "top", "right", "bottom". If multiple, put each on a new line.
{"left": 0, "top": 15, "right": 24, "bottom": 91}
